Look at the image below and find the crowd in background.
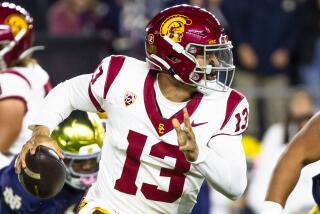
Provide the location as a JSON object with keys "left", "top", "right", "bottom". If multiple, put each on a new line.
{"left": 4, "top": 0, "right": 320, "bottom": 213}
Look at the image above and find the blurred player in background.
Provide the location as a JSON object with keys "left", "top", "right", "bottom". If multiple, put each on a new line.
{"left": 16, "top": 4, "right": 249, "bottom": 214}
{"left": 0, "top": 2, "right": 52, "bottom": 168}
{"left": 0, "top": 110, "right": 105, "bottom": 213}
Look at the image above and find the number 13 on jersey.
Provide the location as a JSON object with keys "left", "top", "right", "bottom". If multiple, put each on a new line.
{"left": 114, "top": 130, "right": 191, "bottom": 203}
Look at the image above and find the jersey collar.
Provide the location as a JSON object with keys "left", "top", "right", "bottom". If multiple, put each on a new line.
{"left": 144, "top": 71, "right": 203, "bottom": 136}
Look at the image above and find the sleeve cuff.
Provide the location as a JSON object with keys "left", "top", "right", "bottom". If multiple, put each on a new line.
{"left": 261, "top": 201, "right": 283, "bottom": 214}
{"left": 28, "top": 112, "right": 64, "bottom": 134}
{"left": 189, "top": 146, "right": 211, "bottom": 164}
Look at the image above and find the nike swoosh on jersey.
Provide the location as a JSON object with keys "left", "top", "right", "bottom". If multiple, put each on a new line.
{"left": 191, "top": 121, "right": 208, "bottom": 127}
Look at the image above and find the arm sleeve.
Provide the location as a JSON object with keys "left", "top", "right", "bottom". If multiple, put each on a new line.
{"left": 29, "top": 74, "right": 99, "bottom": 133}
{"left": 0, "top": 74, "right": 30, "bottom": 100}
{"left": 29, "top": 56, "right": 113, "bottom": 133}
{"left": 261, "top": 201, "right": 283, "bottom": 214}
{"left": 192, "top": 97, "right": 249, "bottom": 199}
{"left": 193, "top": 135, "right": 247, "bottom": 200}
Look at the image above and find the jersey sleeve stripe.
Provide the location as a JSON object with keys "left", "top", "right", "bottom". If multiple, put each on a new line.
{"left": 88, "top": 84, "right": 104, "bottom": 112}
{"left": 43, "top": 81, "right": 52, "bottom": 96}
{"left": 1, "top": 70, "right": 31, "bottom": 88}
{"left": 0, "top": 96, "right": 28, "bottom": 113}
{"left": 103, "top": 55, "right": 125, "bottom": 99}
{"left": 91, "top": 64, "right": 104, "bottom": 85}
{"left": 219, "top": 90, "right": 244, "bottom": 130}
{"left": 210, "top": 132, "right": 242, "bottom": 140}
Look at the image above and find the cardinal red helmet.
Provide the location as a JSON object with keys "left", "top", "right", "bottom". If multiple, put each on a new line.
{"left": 145, "top": 4, "right": 235, "bottom": 93}
{"left": 0, "top": 2, "right": 33, "bottom": 69}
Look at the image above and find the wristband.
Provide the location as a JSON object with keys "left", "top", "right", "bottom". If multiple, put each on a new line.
{"left": 261, "top": 201, "right": 283, "bottom": 214}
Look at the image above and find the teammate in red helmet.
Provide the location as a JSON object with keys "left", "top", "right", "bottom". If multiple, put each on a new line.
{"left": 0, "top": 2, "right": 52, "bottom": 168}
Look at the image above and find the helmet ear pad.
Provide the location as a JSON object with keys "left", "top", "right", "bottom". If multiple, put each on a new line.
{"left": 164, "top": 49, "right": 197, "bottom": 83}
{"left": 146, "top": 33, "right": 197, "bottom": 84}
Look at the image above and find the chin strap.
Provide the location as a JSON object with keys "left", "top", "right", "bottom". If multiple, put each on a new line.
{"left": 0, "top": 57, "right": 7, "bottom": 70}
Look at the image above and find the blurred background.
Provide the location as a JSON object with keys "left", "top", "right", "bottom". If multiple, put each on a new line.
{"left": 7, "top": 0, "right": 320, "bottom": 213}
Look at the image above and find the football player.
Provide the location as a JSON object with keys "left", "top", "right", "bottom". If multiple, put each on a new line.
{"left": 0, "top": 2, "right": 52, "bottom": 168}
{"left": 16, "top": 4, "right": 249, "bottom": 214}
{"left": 260, "top": 111, "right": 320, "bottom": 214}
{"left": 0, "top": 110, "right": 104, "bottom": 213}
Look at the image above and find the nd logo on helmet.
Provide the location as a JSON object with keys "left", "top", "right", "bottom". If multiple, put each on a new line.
{"left": 160, "top": 14, "right": 192, "bottom": 43}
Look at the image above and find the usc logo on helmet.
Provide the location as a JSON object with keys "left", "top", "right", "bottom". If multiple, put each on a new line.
{"left": 160, "top": 14, "right": 192, "bottom": 43}
{"left": 4, "top": 14, "right": 29, "bottom": 36}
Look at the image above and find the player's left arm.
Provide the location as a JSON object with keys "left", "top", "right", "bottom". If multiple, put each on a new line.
{"left": 262, "top": 112, "right": 320, "bottom": 213}
{"left": 172, "top": 98, "right": 249, "bottom": 200}
{"left": 201, "top": 134, "right": 247, "bottom": 200}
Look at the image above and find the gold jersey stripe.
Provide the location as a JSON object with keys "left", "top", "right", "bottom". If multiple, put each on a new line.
{"left": 78, "top": 198, "right": 111, "bottom": 214}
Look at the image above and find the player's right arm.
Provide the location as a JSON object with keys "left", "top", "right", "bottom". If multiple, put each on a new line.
{"left": 261, "top": 111, "right": 320, "bottom": 214}
{"left": 15, "top": 56, "right": 116, "bottom": 174}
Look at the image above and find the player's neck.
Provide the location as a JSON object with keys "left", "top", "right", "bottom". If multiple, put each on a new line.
{"left": 157, "top": 73, "right": 197, "bottom": 102}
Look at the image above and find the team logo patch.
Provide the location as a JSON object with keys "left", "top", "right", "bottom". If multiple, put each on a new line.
{"left": 146, "top": 33, "right": 157, "bottom": 54}
{"left": 158, "top": 123, "right": 165, "bottom": 134}
{"left": 3, "top": 186, "right": 22, "bottom": 210}
{"left": 4, "top": 14, "right": 29, "bottom": 36}
{"left": 124, "top": 91, "right": 137, "bottom": 106}
{"left": 160, "top": 14, "right": 192, "bottom": 43}
{"left": 147, "top": 34, "right": 154, "bottom": 44}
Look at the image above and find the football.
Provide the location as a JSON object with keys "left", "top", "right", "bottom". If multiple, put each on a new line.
{"left": 18, "top": 145, "right": 66, "bottom": 199}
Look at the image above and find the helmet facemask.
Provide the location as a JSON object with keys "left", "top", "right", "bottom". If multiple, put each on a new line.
{"left": 63, "top": 150, "right": 101, "bottom": 190}
{"left": 162, "top": 35, "right": 235, "bottom": 94}
{"left": 186, "top": 42, "right": 235, "bottom": 93}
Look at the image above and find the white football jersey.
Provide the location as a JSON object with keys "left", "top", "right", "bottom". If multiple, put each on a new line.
{"left": 82, "top": 55, "right": 249, "bottom": 214}
{"left": 0, "top": 64, "right": 51, "bottom": 155}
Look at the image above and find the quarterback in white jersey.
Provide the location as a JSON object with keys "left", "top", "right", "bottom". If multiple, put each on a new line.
{"left": 0, "top": 2, "right": 51, "bottom": 167}
{"left": 16, "top": 4, "right": 249, "bottom": 214}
